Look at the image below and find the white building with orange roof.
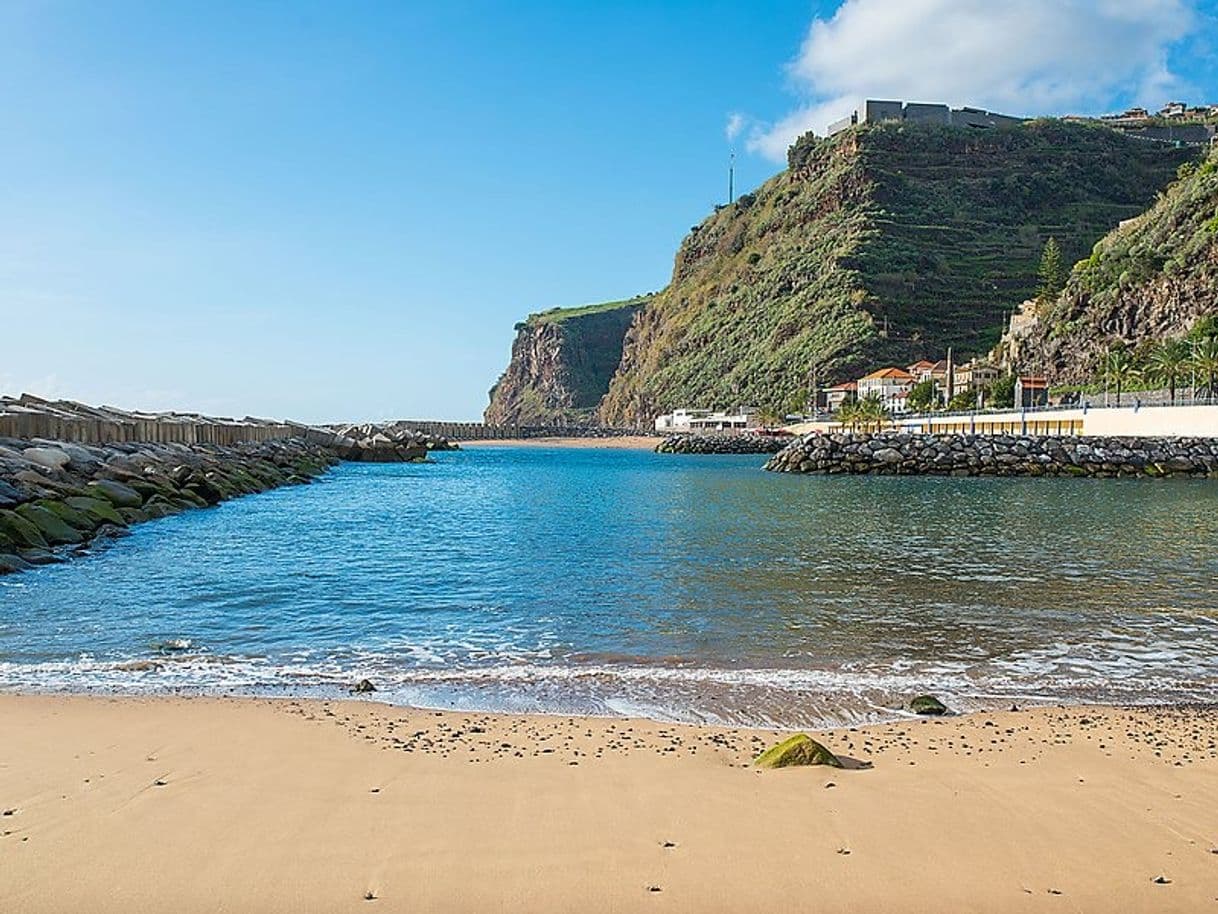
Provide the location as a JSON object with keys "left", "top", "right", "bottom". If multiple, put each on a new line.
{"left": 825, "top": 381, "right": 857, "bottom": 413}
{"left": 857, "top": 367, "right": 915, "bottom": 412}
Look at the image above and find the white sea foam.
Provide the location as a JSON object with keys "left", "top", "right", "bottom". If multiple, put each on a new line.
{"left": 0, "top": 649, "right": 1212, "bottom": 729}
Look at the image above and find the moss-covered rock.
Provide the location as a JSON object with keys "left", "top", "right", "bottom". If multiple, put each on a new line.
{"left": 910, "top": 695, "right": 948, "bottom": 715}
{"left": 142, "top": 497, "right": 182, "bottom": 520}
{"left": 128, "top": 479, "right": 179, "bottom": 503}
{"left": 87, "top": 479, "right": 144, "bottom": 509}
{"left": 64, "top": 496, "right": 126, "bottom": 526}
{"left": 173, "top": 488, "right": 209, "bottom": 509}
{"left": 184, "top": 479, "right": 223, "bottom": 505}
{"left": 224, "top": 467, "right": 266, "bottom": 493}
{"left": 0, "top": 511, "right": 48, "bottom": 548}
{"left": 201, "top": 472, "right": 234, "bottom": 495}
{"left": 38, "top": 499, "right": 99, "bottom": 532}
{"left": 119, "top": 507, "right": 150, "bottom": 525}
{"left": 754, "top": 734, "right": 843, "bottom": 769}
{"left": 15, "top": 503, "right": 85, "bottom": 545}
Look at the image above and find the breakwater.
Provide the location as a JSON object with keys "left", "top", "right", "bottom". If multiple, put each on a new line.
{"left": 0, "top": 437, "right": 339, "bottom": 575}
{"left": 0, "top": 395, "right": 466, "bottom": 459}
{"left": 655, "top": 434, "right": 791, "bottom": 455}
{"left": 0, "top": 394, "right": 297, "bottom": 446}
{"left": 764, "top": 432, "right": 1218, "bottom": 478}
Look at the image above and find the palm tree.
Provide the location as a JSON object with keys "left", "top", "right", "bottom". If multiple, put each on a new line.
{"left": 1102, "top": 349, "right": 1138, "bottom": 406}
{"left": 835, "top": 399, "right": 860, "bottom": 430}
{"left": 1145, "top": 338, "right": 1192, "bottom": 404}
{"left": 1191, "top": 337, "right": 1218, "bottom": 400}
{"left": 754, "top": 407, "right": 776, "bottom": 428}
{"left": 838, "top": 393, "right": 889, "bottom": 432}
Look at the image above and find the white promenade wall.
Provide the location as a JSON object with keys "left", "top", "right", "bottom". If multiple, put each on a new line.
{"left": 785, "top": 404, "right": 1218, "bottom": 438}
{"left": 1079, "top": 404, "right": 1218, "bottom": 437}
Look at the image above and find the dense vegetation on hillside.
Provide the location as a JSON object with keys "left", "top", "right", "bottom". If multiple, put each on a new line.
{"left": 484, "top": 297, "right": 649, "bottom": 425}
{"left": 595, "top": 121, "right": 1195, "bottom": 424}
{"left": 1021, "top": 147, "right": 1218, "bottom": 384}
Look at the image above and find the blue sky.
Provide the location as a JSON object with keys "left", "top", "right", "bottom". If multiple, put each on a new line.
{"left": 3, "top": 1, "right": 1215, "bottom": 422}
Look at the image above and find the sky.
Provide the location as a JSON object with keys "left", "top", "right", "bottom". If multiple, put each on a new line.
{"left": 2, "top": 1, "right": 1216, "bottom": 423}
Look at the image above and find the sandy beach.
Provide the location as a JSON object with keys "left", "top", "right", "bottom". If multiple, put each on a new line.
{"left": 1, "top": 695, "right": 1215, "bottom": 913}
{"left": 461, "top": 436, "right": 658, "bottom": 449}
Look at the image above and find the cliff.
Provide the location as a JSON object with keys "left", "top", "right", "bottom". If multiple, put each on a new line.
{"left": 1016, "top": 149, "right": 1218, "bottom": 383}
{"left": 484, "top": 297, "right": 650, "bottom": 426}
{"left": 594, "top": 121, "right": 1196, "bottom": 425}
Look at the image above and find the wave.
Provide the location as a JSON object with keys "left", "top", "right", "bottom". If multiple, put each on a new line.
{"left": 0, "top": 650, "right": 1213, "bottom": 729}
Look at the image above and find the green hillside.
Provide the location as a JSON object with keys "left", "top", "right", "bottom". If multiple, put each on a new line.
{"left": 596, "top": 120, "right": 1196, "bottom": 424}
{"left": 1020, "top": 147, "right": 1218, "bottom": 383}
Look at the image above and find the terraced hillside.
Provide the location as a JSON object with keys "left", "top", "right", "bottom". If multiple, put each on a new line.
{"left": 484, "top": 296, "right": 650, "bottom": 425}
{"left": 596, "top": 120, "right": 1195, "bottom": 425}
{"left": 1018, "top": 147, "right": 1218, "bottom": 383}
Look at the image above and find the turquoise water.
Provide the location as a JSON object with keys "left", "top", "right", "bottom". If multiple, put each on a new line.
{"left": 2, "top": 446, "right": 1217, "bottom": 726}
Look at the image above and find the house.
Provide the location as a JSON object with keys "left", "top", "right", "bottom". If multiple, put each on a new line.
{"left": 655, "top": 408, "right": 708, "bottom": 433}
{"left": 825, "top": 381, "right": 857, "bottom": 412}
{"left": 953, "top": 359, "right": 1000, "bottom": 392}
{"left": 1160, "top": 101, "right": 1188, "bottom": 119}
{"left": 654, "top": 407, "right": 761, "bottom": 435}
{"left": 906, "top": 360, "right": 936, "bottom": 383}
{"left": 857, "top": 367, "right": 915, "bottom": 412}
{"left": 1014, "top": 376, "right": 1049, "bottom": 408}
{"left": 1102, "top": 107, "right": 1150, "bottom": 123}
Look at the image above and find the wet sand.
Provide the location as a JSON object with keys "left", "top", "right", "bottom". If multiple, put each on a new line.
{"left": 1, "top": 694, "right": 1215, "bottom": 912}
{"left": 461, "top": 436, "right": 657, "bottom": 449}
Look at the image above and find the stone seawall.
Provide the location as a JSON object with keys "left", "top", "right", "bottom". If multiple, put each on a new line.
{"left": 0, "top": 437, "right": 340, "bottom": 575}
{"left": 764, "top": 432, "right": 1218, "bottom": 478}
{"left": 655, "top": 434, "right": 791, "bottom": 455}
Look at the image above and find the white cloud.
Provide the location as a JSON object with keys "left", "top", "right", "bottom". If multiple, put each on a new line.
{"left": 745, "top": 0, "right": 1198, "bottom": 161}
{"left": 725, "top": 112, "right": 746, "bottom": 142}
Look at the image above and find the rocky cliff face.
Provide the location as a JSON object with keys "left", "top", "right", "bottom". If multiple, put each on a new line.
{"left": 1018, "top": 151, "right": 1218, "bottom": 383}
{"left": 595, "top": 121, "right": 1196, "bottom": 425}
{"left": 484, "top": 298, "right": 648, "bottom": 426}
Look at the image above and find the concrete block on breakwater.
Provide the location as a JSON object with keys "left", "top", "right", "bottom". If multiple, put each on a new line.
{"left": 655, "top": 434, "right": 791, "bottom": 455}
{"left": 763, "top": 432, "right": 1218, "bottom": 478}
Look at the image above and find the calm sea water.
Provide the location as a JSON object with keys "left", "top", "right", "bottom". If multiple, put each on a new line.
{"left": 2, "top": 446, "right": 1216, "bottom": 726}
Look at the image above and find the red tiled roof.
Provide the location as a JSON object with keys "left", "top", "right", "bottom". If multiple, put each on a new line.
{"left": 827, "top": 381, "right": 858, "bottom": 391}
{"left": 861, "top": 367, "right": 915, "bottom": 381}
{"left": 1018, "top": 376, "right": 1049, "bottom": 389}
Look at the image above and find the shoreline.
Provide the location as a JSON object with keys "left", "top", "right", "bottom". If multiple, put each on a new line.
{"left": 461, "top": 435, "right": 658, "bottom": 449}
{"left": 1, "top": 678, "right": 1210, "bottom": 731}
{"left": 2, "top": 693, "right": 1215, "bottom": 912}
